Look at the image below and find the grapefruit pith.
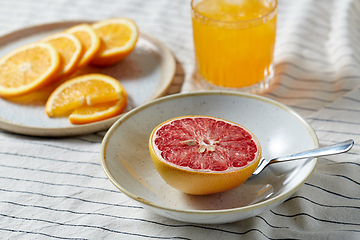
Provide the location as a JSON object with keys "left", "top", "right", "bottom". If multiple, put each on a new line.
{"left": 149, "top": 116, "right": 261, "bottom": 195}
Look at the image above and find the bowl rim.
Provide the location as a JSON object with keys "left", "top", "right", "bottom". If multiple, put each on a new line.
{"left": 100, "top": 90, "right": 319, "bottom": 215}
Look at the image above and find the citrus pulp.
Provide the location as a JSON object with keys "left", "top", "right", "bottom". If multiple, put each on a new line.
{"left": 65, "top": 23, "right": 101, "bottom": 69}
{"left": 0, "top": 42, "right": 60, "bottom": 97}
{"left": 149, "top": 116, "right": 261, "bottom": 195}
{"left": 69, "top": 99, "right": 127, "bottom": 124}
{"left": 90, "top": 17, "right": 139, "bottom": 66}
{"left": 40, "top": 32, "right": 83, "bottom": 79}
{"left": 45, "top": 73, "right": 127, "bottom": 119}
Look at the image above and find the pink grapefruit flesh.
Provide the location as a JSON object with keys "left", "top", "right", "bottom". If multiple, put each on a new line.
{"left": 149, "top": 115, "right": 261, "bottom": 195}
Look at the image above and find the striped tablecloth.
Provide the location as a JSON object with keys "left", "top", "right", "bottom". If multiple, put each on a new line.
{"left": 1, "top": 0, "right": 359, "bottom": 239}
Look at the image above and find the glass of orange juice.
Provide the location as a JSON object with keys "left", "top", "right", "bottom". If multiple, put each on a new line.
{"left": 191, "top": 0, "right": 277, "bottom": 93}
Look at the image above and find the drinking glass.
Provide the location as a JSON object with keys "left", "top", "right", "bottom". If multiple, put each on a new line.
{"left": 191, "top": 0, "right": 278, "bottom": 93}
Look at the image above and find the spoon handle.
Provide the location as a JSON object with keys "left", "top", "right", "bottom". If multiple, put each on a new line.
{"left": 269, "top": 139, "right": 354, "bottom": 165}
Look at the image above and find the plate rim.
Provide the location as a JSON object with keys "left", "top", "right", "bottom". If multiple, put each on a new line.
{"left": 0, "top": 20, "right": 176, "bottom": 137}
{"left": 100, "top": 90, "right": 319, "bottom": 215}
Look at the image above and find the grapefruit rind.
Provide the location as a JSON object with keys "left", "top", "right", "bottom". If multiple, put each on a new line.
{"left": 149, "top": 116, "right": 262, "bottom": 195}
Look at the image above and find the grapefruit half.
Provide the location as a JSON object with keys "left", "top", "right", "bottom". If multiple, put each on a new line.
{"left": 149, "top": 116, "right": 261, "bottom": 195}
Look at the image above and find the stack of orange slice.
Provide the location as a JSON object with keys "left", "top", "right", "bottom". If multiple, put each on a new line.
{"left": 46, "top": 74, "right": 127, "bottom": 124}
{"left": 0, "top": 17, "right": 139, "bottom": 124}
{"left": 65, "top": 24, "right": 101, "bottom": 69}
{"left": 40, "top": 32, "right": 83, "bottom": 79}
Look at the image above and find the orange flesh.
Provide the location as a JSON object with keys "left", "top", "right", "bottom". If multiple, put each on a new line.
{"left": 96, "top": 23, "right": 132, "bottom": 52}
{"left": 0, "top": 47, "right": 52, "bottom": 88}
{"left": 69, "top": 99, "right": 126, "bottom": 124}
{"left": 44, "top": 37, "right": 77, "bottom": 74}
{"left": 90, "top": 18, "right": 138, "bottom": 66}
{"left": 49, "top": 79, "right": 119, "bottom": 116}
{"left": 72, "top": 30, "right": 92, "bottom": 53}
{"left": 192, "top": 0, "right": 277, "bottom": 88}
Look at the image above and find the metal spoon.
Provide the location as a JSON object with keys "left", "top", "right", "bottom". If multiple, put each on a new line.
{"left": 252, "top": 139, "right": 354, "bottom": 177}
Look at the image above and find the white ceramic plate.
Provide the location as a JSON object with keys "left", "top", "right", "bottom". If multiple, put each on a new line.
{"left": 0, "top": 21, "right": 176, "bottom": 137}
{"left": 100, "top": 91, "right": 318, "bottom": 224}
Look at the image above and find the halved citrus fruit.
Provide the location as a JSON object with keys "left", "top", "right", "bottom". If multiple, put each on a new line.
{"left": 40, "top": 32, "right": 83, "bottom": 79}
{"left": 45, "top": 73, "right": 127, "bottom": 118}
{"left": 65, "top": 23, "right": 101, "bottom": 69}
{"left": 69, "top": 99, "right": 127, "bottom": 124}
{"left": 90, "top": 17, "right": 139, "bottom": 66}
{"left": 149, "top": 116, "right": 261, "bottom": 195}
{"left": 0, "top": 42, "right": 60, "bottom": 97}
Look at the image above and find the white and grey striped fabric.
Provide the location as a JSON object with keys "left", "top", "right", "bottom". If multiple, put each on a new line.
{"left": 0, "top": 0, "right": 360, "bottom": 239}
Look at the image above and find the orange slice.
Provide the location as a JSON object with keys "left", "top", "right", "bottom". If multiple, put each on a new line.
{"left": 90, "top": 17, "right": 139, "bottom": 66}
{"left": 40, "top": 32, "right": 83, "bottom": 79}
{"left": 65, "top": 24, "right": 101, "bottom": 69}
{"left": 45, "top": 73, "right": 126, "bottom": 118}
{"left": 0, "top": 42, "right": 60, "bottom": 97}
{"left": 69, "top": 99, "right": 127, "bottom": 124}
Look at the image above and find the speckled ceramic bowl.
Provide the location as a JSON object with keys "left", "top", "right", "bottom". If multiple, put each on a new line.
{"left": 100, "top": 91, "right": 318, "bottom": 224}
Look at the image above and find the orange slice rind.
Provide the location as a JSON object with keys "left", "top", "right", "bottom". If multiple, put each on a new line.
{"left": 69, "top": 99, "right": 127, "bottom": 124}
{"left": 90, "top": 17, "right": 139, "bottom": 66}
{"left": 65, "top": 23, "right": 101, "bottom": 69}
{"left": 0, "top": 42, "right": 60, "bottom": 97}
{"left": 40, "top": 32, "right": 83, "bottom": 79}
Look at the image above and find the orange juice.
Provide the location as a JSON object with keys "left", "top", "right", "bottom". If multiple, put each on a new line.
{"left": 191, "top": 0, "right": 277, "bottom": 91}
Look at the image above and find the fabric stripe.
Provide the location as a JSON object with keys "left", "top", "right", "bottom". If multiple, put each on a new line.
{"left": 0, "top": 0, "right": 359, "bottom": 239}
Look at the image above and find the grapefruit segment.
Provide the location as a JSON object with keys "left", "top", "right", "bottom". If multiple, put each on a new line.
{"left": 149, "top": 116, "right": 261, "bottom": 195}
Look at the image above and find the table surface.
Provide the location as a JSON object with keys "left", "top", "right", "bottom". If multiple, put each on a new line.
{"left": 0, "top": 0, "right": 359, "bottom": 239}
